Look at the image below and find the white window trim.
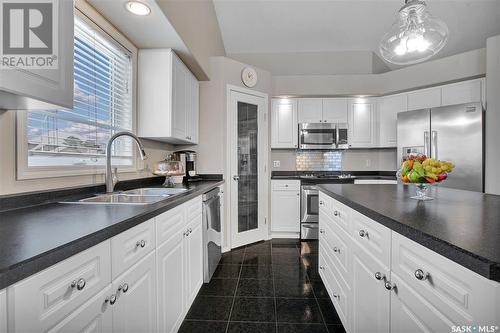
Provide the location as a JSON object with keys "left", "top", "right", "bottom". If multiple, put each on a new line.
{"left": 16, "top": 5, "right": 139, "bottom": 180}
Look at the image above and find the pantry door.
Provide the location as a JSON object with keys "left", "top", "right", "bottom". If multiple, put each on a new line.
{"left": 228, "top": 86, "right": 269, "bottom": 249}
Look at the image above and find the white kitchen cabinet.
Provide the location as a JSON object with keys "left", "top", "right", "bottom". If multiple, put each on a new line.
{"left": 441, "top": 79, "right": 483, "bottom": 107}
{"left": 271, "top": 180, "right": 300, "bottom": 233}
{"left": 323, "top": 98, "right": 348, "bottom": 123}
{"left": 271, "top": 98, "right": 298, "bottom": 148}
{"left": 47, "top": 286, "right": 113, "bottom": 333}
{"left": 112, "top": 251, "right": 156, "bottom": 333}
{"left": 348, "top": 98, "right": 377, "bottom": 148}
{"left": 298, "top": 98, "right": 323, "bottom": 123}
{"left": 407, "top": 87, "right": 442, "bottom": 111}
{"left": 157, "top": 228, "right": 186, "bottom": 333}
{"left": 0, "top": 289, "right": 5, "bottom": 333}
{"left": 0, "top": 0, "right": 74, "bottom": 110}
{"left": 377, "top": 94, "right": 407, "bottom": 147}
{"left": 185, "top": 213, "right": 203, "bottom": 307}
{"left": 138, "top": 49, "right": 199, "bottom": 144}
{"left": 351, "top": 242, "right": 390, "bottom": 333}
{"left": 7, "top": 241, "right": 111, "bottom": 333}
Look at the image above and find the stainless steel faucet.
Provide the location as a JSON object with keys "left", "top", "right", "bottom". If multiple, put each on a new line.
{"left": 105, "top": 131, "right": 147, "bottom": 193}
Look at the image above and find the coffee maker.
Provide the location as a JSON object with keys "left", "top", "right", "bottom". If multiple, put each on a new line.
{"left": 173, "top": 150, "right": 202, "bottom": 183}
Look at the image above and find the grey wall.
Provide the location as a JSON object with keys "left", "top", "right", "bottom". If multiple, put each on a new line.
{"left": 272, "top": 49, "right": 486, "bottom": 96}
{"left": 270, "top": 149, "right": 397, "bottom": 172}
{"left": 486, "top": 35, "right": 500, "bottom": 195}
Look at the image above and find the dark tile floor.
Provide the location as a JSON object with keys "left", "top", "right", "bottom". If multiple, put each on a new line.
{"left": 179, "top": 239, "right": 346, "bottom": 333}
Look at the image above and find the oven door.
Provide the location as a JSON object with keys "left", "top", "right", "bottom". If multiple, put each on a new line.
{"left": 301, "top": 186, "right": 319, "bottom": 223}
{"left": 299, "top": 123, "right": 336, "bottom": 149}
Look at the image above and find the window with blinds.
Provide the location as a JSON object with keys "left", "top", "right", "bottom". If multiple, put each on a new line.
{"left": 25, "top": 16, "right": 133, "bottom": 168}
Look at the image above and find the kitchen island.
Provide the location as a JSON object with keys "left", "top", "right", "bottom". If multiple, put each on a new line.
{"left": 317, "top": 183, "right": 500, "bottom": 332}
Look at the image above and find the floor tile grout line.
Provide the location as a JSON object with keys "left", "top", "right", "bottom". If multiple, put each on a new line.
{"left": 224, "top": 245, "right": 245, "bottom": 333}
{"left": 271, "top": 240, "right": 279, "bottom": 333}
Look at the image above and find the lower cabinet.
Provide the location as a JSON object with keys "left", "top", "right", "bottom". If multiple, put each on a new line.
{"left": 318, "top": 192, "right": 500, "bottom": 332}
{"left": 271, "top": 180, "right": 300, "bottom": 234}
{"left": 4, "top": 194, "right": 206, "bottom": 333}
{"left": 112, "top": 251, "right": 156, "bottom": 333}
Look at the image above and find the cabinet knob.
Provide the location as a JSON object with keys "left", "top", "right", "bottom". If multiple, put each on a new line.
{"left": 319, "top": 200, "right": 323, "bottom": 206}
{"left": 106, "top": 294, "right": 117, "bottom": 305}
{"left": 333, "top": 247, "right": 340, "bottom": 253}
{"left": 71, "top": 278, "right": 86, "bottom": 291}
{"left": 358, "top": 229, "right": 368, "bottom": 238}
{"left": 118, "top": 283, "right": 129, "bottom": 293}
{"left": 136, "top": 240, "right": 146, "bottom": 248}
{"left": 414, "top": 269, "right": 429, "bottom": 281}
{"left": 319, "top": 266, "right": 325, "bottom": 270}
{"left": 319, "top": 120, "right": 322, "bottom": 122}
{"left": 233, "top": 175, "right": 240, "bottom": 181}
{"left": 319, "top": 229, "right": 325, "bottom": 234}
{"left": 332, "top": 293, "right": 340, "bottom": 299}
{"left": 384, "top": 281, "right": 396, "bottom": 291}
{"left": 374, "top": 272, "right": 384, "bottom": 280}
{"left": 333, "top": 210, "right": 338, "bottom": 216}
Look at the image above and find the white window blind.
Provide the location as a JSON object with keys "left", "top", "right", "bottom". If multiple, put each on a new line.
{"left": 26, "top": 16, "right": 133, "bottom": 168}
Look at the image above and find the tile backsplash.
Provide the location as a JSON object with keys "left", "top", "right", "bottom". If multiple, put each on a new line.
{"left": 296, "top": 151, "right": 342, "bottom": 171}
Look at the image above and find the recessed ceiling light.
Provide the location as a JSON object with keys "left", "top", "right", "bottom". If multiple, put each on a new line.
{"left": 124, "top": 1, "right": 151, "bottom": 16}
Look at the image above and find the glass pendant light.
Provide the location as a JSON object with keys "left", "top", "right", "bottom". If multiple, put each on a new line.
{"left": 379, "top": 0, "right": 448, "bottom": 65}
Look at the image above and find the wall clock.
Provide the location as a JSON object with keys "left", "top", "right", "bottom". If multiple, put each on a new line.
{"left": 241, "top": 66, "right": 258, "bottom": 88}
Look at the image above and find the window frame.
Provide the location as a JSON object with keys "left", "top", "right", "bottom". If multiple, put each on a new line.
{"left": 16, "top": 6, "right": 139, "bottom": 180}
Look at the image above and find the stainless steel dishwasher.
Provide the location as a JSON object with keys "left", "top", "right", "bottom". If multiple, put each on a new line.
{"left": 202, "top": 187, "right": 222, "bottom": 282}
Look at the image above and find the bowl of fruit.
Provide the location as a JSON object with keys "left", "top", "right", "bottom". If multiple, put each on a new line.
{"left": 398, "top": 154, "right": 455, "bottom": 201}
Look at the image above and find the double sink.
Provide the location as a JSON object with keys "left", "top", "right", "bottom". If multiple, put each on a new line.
{"left": 67, "top": 187, "right": 189, "bottom": 205}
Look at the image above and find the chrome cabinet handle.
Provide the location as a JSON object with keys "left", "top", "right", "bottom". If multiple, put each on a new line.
{"left": 319, "top": 266, "right": 325, "bottom": 270}
{"left": 332, "top": 293, "right": 340, "bottom": 299}
{"left": 233, "top": 175, "right": 240, "bottom": 181}
{"left": 414, "top": 269, "right": 429, "bottom": 281}
{"left": 108, "top": 294, "right": 117, "bottom": 305}
{"left": 333, "top": 247, "right": 340, "bottom": 253}
{"left": 333, "top": 210, "right": 338, "bottom": 216}
{"left": 319, "top": 200, "right": 324, "bottom": 206}
{"left": 136, "top": 240, "right": 146, "bottom": 248}
{"left": 71, "top": 278, "right": 86, "bottom": 291}
{"left": 374, "top": 272, "right": 384, "bottom": 280}
{"left": 188, "top": 228, "right": 192, "bottom": 234}
{"left": 118, "top": 283, "right": 129, "bottom": 293}
{"left": 319, "top": 229, "right": 325, "bottom": 234}
{"left": 359, "top": 230, "right": 368, "bottom": 238}
{"left": 385, "top": 281, "right": 396, "bottom": 291}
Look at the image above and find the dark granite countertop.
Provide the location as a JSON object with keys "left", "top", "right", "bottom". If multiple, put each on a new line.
{"left": 317, "top": 184, "right": 500, "bottom": 282}
{"left": 271, "top": 171, "right": 396, "bottom": 180}
{"left": 0, "top": 178, "right": 224, "bottom": 289}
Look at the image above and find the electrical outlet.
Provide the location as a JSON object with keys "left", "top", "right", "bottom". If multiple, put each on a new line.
{"left": 273, "top": 160, "right": 281, "bottom": 168}
{"left": 366, "top": 159, "right": 371, "bottom": 167}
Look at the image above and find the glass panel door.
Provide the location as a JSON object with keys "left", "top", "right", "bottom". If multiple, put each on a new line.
{"left": 237, "top": 102, "right": 258, "bottom": 233}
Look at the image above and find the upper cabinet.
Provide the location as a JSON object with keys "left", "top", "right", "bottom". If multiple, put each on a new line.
{"left": 271, "top": 98, "right": 298, "bottom": 149}
{"left": 138, "top": 49, "right": 199, "bottom": 144}
{"left": 298, "top": 98, "right": 348, "bottom": 123}
{"left": 377, "top": 94, "right": 407, "bottom": 148}
{"left": 406, "top": 86, "right": 442, "bottom": 111}
{"left": 348, "top": 98, "right": 377, "bottom": 148}
{"left": 0, "top": 0, "right": 74, "bottom": 110}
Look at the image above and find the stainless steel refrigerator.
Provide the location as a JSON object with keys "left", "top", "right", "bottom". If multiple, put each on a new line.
{"left": 397, "top": 102, "right": 483, "bottom": 192}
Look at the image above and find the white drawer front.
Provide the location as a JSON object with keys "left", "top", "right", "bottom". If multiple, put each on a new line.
{"left": 320, "top": 212, "right": 351, "bottom": 288}
{"left": 156, "top": 205, "right": 186, "bottom": 246}
{"left": 47, "top": 285, "right": 113, "bottom": 333}
{"left": 272, "top": 179, "right": 300, "bottom": 191}
{"left": 331, "top": 199, "right": 351, "bottom": 234}
{"left": 8, "top": 241, "right": 111, "bottom": 333}
{"left": 392, "top": 232, "right": 500, "bottom": 326}
{"left": 351, "top": 210, "right": 391, "bottom": 268}
{"left": 186, "top": 196, "right": 202, "bottom": 222}
{"left": 111, "top": 219, "right": 155, "bottom": 279}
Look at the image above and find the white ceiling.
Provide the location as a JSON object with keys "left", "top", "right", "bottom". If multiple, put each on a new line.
{"left": 213, "top": 0, "right": 500, "bottom": 69}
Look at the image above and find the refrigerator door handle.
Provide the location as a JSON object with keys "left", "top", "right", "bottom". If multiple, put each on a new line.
{"left": 424, "top": 131, "right": 430, "bottom": 157}
{"left": 431, "top": 131, "right": 438, "bottom": 159}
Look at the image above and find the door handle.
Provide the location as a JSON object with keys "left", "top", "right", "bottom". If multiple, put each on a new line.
{"left": 431, "top": 131, "right": 438, "bottom": 159}
{"left": 424, "top": 131, "right": 430, "bottom": 157}
{"left": 233, "top": 175, "right": 240, "bottom": 181}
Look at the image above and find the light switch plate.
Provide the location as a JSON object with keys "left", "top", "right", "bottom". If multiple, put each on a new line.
{"left": 273, "top": 160, "right": 281, "bottom": 168}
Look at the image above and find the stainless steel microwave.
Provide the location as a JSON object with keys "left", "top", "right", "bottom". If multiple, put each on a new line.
{"left": 299, "top": 123, "right": 349, "bottom": 150}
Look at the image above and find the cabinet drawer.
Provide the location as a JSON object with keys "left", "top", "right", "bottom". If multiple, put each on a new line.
{"left": 156, "top": 205, "right": 186, "bottom": 246}
{"left": 320, "top": 213, "right": 351, "bottom": 288}
{"left": 351, "top": 210, "right": 391, "bottom": 268}
{"left": 186, "top": 196, "right": 202, "bottom": 222}
{"left": 8, "top": 241, "right": 111, "bottom": 333}
{"left": 392, "top": 232, "right": 500, "bottom": 326}
{"left": 111, "top": 219, "right": 155, "bottom": 279}
{"left": 272, "top": 180, "right": 300, "bottom": 191}
{"left": 319, "top": 192, "right": 332, "bottom": 213}
{"left": 331, "top": 199, "right": 350, "bottom": 234}
{"left": 319, "top": 252, "right": 349, "bottom": 329}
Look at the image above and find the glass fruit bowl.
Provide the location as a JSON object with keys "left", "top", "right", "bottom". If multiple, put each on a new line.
{"left": 398, "top": 154, "right": 455, "bottom": 201}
